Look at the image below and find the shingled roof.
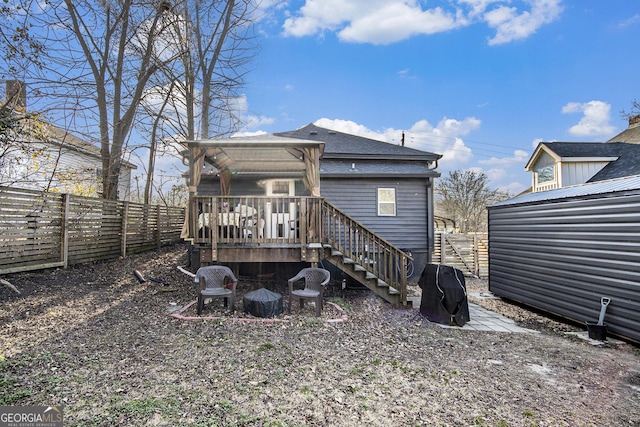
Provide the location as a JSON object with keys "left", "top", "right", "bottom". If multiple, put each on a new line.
{"left": 607, "top": 115, "right": 640, "bottom": 144}
{"left": 536, "top": 141, "right": 640, "bottom": 182}
{"left": 275, "top": 123, "right": 441, "bottom": 178}
{"left": 275, "top": 123, "right": 440, "bottom": 161}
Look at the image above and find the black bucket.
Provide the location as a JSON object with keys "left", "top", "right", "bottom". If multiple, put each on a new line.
{"left": 585, "top": 321, "right": 607, "bottom": 341}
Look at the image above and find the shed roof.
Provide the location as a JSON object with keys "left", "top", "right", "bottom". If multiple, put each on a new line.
{"left": 491, "top": 174, "right": 640, "bottom": 207}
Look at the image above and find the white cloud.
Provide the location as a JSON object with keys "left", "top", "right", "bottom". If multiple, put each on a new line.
{"left": 618, "top": 13, "right": 640, "bottom": 29}
{"left": 232, "top": 130, "right": 269, "bottom": 137}
{"left": 281, "top": 0, "right": 563, "bottom": 45}
{"left": 498, "top": 180, "right": 528, "bottom": 195}
{"left": 315, "top": 116, "right": 480, "bottom": 165}
{"left": 562, "top": 100, "right": 617, "bottom": 138}
{"left": 314, "top": 118, "right": 388, "bottom": 141}
{"left": 440, "top": 138, "right": 473, "bottom": 163}
{"left": 245, "top": 115, "right": 276, "bottom": 129}
{"left": 405, "top": 117, "right": 480, "bottom": 164}
{"left": 483, "top": 167, "right": 507, "bottom": 181}
{"left": 532, "top": 137, "right": 544, "bottom": 149}
{"left": 484, "top": 0, "right": 563, "bottom": 45}
{"left": 479, "top": 149, "right": 529, "bottom": 166}
{"left": 337, "top": 4, "right": 459, "bottom": 44}
{"left": 397, "top": 68, "right": 417, "bottom": 79}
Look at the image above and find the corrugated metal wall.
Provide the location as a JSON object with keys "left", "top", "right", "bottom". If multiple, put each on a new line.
{"left": 488, "top": 187, "right": 640, "bottom": 344}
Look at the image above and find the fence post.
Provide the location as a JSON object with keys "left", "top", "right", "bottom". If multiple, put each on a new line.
{"left": 121, "top": 202, "right": 129, "bottom": 257}
{"left": 156, "top": 205, "right": 162, "bottom": 249}
{"left": 61, "top": 194, "right": 70, "bottom": 268}
{"left": 473, "top": 234, "right": 479, "bottom": 277}
{"left": 439, "top": 233, "right": 446, "bottom": 264}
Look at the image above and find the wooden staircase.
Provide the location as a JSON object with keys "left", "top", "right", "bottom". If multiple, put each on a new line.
{"left": 320, "top": 200, "right": 411, "bottom": 305}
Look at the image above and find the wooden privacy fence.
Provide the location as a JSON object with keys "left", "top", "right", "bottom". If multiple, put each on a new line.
{"left": 433, "top": 232, "right": 489, "bottom": 278}
{"left": 0, "top": 186, "right": 185, "bottom": 275}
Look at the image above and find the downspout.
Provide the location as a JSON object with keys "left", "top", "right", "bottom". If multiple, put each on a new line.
{"left": 426, "top": 177, "right": 435, "bottom": 264}
{"left": 426, "top": 159, "right": 439, "bottom": 265}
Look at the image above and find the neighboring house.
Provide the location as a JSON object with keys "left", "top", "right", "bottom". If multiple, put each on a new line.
{"left": 181, "top": 124, "right": 441, "bottom": 304}
{"left": 1, "top": 81, "right": 136, "bottom": 200}
{"left": 525, "top": 115, "right": 640, "bottom": 192}
{"left": 1, "top": 122, "right": 136, "bottom": 201}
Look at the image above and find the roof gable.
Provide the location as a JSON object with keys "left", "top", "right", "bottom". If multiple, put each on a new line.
{"left": 526, "top": 141, "right": 640, "bottom": 182}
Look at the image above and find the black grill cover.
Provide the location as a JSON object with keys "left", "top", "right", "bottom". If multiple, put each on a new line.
{"left": 418, "top": 264, "right": 470, "bottom": 326}
{"left": 243, "top": 288, "right": 283, "bottom": 318}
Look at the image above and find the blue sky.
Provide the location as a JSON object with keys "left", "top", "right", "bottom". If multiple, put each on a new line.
{"left": 222, "top": 0, "right": 640, "bottom": 195}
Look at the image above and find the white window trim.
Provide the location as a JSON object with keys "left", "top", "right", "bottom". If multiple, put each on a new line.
{"left": 377, "top": 187, "right": 396, "bottom": 216}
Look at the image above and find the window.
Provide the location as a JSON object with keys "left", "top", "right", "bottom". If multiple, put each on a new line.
{"left": 271, "top": 180, "right": 290, "bottom": 195}
{"left": 377, "top": 188, "right": 396, "bottom": 216}
{"left": 535, "top": 164, "right": 555, "bottom": 183}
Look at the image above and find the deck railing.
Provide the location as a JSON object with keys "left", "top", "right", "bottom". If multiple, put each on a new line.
{"left": 188, "top": 195, "right": 409, "bottom": 301}
{"left": 190, "top": 196, "right": 322, "bottom": 247}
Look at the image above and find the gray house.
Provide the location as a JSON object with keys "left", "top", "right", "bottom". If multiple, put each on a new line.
{"left": 276, "top": 124, "right": 442, "bottom": 279}
{"left": 181, "top": 124, "right": 441, "bottom": 304}
{"left": 489, "top": 115, "right": 640, "bottom": 344}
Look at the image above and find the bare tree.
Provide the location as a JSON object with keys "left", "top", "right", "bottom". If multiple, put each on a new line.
{"left": 131, "top": 0, "right": 260, "bottom": 204}
{"left": 7, "top": 0, "right": 262, "bottom": 202}
{"left": 621, "top": 100, "right": 640, "bottom": 121}
{"left": 1, "top": 2, "right": 46, "bottom": 168}
{"left": 436, "top": 170, "right": 510, "bottom": 233}
{"left": 49, "top": 0, "right": 189, "bottom": 200}
{"left": 0, "top": 0, "right": 47, "bottom": 77}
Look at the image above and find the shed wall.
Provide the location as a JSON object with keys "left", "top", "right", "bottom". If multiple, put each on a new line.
{"left": 488, "top": 191, "right": 640, "bottom": 343}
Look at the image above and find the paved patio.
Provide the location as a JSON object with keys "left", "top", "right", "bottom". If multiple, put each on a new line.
{"left": 438, "top": 302, "right": 539, "bottom": 333}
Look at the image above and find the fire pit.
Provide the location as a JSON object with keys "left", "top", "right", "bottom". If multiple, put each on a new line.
{"left": 243, "top": 288, "right": 283, "bottom": 318}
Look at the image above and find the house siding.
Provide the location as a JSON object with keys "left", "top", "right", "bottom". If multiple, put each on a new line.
{"left": 321, "top": 177, "right": 430, "bottom": 279}
{"left": 488, "top": 189, "right": 640, "bottom": 344}
{"left": 1, "top": 141, "right": 134, "bottom": 201}
{"left": 560, "top": 161, "right": 608, "bottom": 187}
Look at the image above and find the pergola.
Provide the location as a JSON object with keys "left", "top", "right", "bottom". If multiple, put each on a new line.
{"left": 186, "top": 134, "right": 324, "bottom": 197}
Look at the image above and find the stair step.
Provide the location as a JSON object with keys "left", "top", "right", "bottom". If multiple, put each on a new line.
{"left": 377, "top": 279, "right": 389, "bottom": 288}
{"left": 388, "top": 286, "right": 400, "bottom": 295}
{"left": 343, "top": 257, "right": 355, "bottom": 264}
{"left": 365, "top": 272, "right": 376, "bottom": 280}
{"left": 354, "top": 265, "right": 366, "bottom": 272}
{"left": 331, "top": 249, "right": 343, "bottom": 257}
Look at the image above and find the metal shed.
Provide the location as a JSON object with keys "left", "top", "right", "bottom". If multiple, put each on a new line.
{"left": 488, "top": 175, "right": 640, "bottom": 344}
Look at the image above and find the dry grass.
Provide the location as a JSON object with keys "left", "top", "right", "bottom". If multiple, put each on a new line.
{"left": 1, "top": 244, "right": 639, "bottom": 426}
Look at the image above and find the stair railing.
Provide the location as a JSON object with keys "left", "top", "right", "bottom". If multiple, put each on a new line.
{"left": 321, "top": 200, "right": 411, "bottom": 303}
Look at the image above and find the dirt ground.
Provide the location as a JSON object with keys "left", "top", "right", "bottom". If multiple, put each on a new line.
{"left": 1, "top": 244, "right": 639, "bottom": 426}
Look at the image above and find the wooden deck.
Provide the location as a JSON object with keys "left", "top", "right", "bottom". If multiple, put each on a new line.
{"left": 185, "top": 196, "right": 411, "bottom": 304}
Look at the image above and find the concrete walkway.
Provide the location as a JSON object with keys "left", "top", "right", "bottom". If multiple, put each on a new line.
{"left": 437, "top": 302, "right": 539, "bottom": 333}
{"left": 408, "top": 294, "right": 539, "bottom": 333}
